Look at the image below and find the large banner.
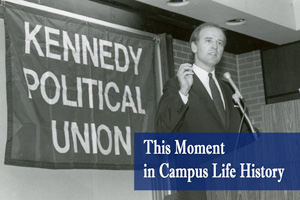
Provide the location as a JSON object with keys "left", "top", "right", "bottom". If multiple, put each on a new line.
{"left": 4, "top": 3, "right": 157, "bottom": 169}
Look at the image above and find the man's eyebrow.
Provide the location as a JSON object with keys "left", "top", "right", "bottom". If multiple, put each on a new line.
{"left": 203, "top": 36, "right": 223, "bottom": 41}
{"left": 203, "top": 37, "right": 224, "bottom": 43}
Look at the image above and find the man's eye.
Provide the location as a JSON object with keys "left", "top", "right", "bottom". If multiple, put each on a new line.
{"left": 218, "top": 41, "right": 224, "bottom": 46}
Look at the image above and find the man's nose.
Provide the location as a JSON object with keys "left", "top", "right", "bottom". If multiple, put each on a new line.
{"left": 211, "top": 41, "right": 218, "bottom": 49}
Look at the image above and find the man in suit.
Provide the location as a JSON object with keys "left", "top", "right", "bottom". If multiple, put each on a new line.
{"left": 156, "top": 23, "right": 249, "bottom": 200}
{"left": 156, "top": 22, "right": 246, "bottom": 133}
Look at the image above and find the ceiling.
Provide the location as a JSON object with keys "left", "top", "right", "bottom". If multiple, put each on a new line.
{"left": 9, "top": 0, "right": 300, "bottom": 54}
{"left": 137, "top": 0, "right": 300, "bottom": 46}
{"left": 92, "top": 0, "right": 300, "bottom": 54}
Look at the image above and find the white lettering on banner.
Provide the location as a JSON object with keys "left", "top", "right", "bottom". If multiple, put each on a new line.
{"left": 51, "top": 120, "right": 131, "bottom": 155}
{"left": 24, "top": 21, "right": 143, "bottom": 75}
{"left": 82, "top": 78, "right": 98, "bottom": 109}
{"left": 23, "top": 68, "right": 146, "bottom": 114}
{"left": 100, "top": 39, "right": 114, "bottom": 70}
{"left": 82, "top": 35, "right": 99, "bottom": 67}
{"left": 52, "top": 120, "right": 70, "bottom": 153}
{"left": 23, "top": 68, "right": 39, "bottom": 99}
{"left": 129, "top": 46, "right": 142, "bottom": 75}
{"left": 45, "top": 26, "right": 61, "bottom": 60}
{"left": 62, "top": 75, "right": 77, "bottom": 107}
{"left": 77, "top": 77, "right": 83, "bottom": 108}
{"left": 63, "top": 31, "right": 81, "bottom": 63}
{"left": 21, "top": 20, "right": 149, "bottom": 159}
{"left": 24, "top": 22, "right": 44, "bottom": 57}
{"left": 96, "top": 124, "right": 113, "bottom": 155}
{"left": 40, "top": 71, "right": 61, "bottom": 105}
{"left": 115, "top": 43, "right": 129, "bottom": 73}
{"left": 105, "top": 82, "right": 120, "bottom": 112}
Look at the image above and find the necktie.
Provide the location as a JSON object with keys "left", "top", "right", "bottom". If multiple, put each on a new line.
{"left": 208, "top": 73, "right": 226, "bottom": 126}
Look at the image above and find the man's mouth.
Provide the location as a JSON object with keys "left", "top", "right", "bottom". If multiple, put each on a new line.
{"left": 208, "top": 52, "right": 217, "bottom": 56}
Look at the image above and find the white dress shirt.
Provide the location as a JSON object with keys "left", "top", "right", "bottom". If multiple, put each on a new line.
{"left": 179, "top": 64, "right": 226, "bottom": 109}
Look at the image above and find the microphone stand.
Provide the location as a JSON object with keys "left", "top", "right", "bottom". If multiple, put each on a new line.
{"left": 232, "top": 93, "right": 258, "bottom": 140}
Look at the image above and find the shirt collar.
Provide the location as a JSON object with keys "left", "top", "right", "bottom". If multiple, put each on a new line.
{"left": 192, "top": 64, "right": 216, "bottom": 81}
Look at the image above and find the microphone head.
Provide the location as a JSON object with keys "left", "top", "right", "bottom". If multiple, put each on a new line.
{"left": 223, "top": 72, "right": 231, "bottom": 80}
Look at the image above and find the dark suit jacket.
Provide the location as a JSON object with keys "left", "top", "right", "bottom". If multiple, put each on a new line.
{"left": 156, "top": 74, "right": 247, "bottom": 133}
{"left": 156, "top": 74, "right": 253, "bottom": 200}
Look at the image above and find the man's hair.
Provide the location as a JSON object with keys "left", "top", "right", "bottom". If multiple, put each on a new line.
{"left": 189, "top": 22, "right": 227, "bottom": 47}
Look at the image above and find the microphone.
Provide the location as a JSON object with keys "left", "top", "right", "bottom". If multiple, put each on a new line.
{"left": 224, "top": 72, "right": 257, "bottom": 134}
{"left": 223, "top": 72, "right": 243, "bottom": 99}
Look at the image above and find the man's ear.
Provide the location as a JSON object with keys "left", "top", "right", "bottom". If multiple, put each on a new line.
{"left": 191, "top": 42, "right": 197, "bottom": 53}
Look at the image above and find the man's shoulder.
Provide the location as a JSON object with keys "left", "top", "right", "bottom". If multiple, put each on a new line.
{"left": 163, "top": 76, "right": 180, "bottom": 88}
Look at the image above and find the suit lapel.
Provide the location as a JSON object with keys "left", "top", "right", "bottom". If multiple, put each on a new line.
{"left": 191, "top": 74, "right": 225, "bottom": 128}
{"left": 219, "top": 80, "right": 233, "bottom": 130}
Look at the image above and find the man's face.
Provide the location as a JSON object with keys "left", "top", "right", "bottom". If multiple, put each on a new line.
{"left": 191, "top": 26, "right": 225, "bottom": 71}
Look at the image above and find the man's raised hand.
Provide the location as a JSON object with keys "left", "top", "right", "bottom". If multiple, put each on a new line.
{"left": 177, "top": 63, "right": 194, "bottom": 96}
